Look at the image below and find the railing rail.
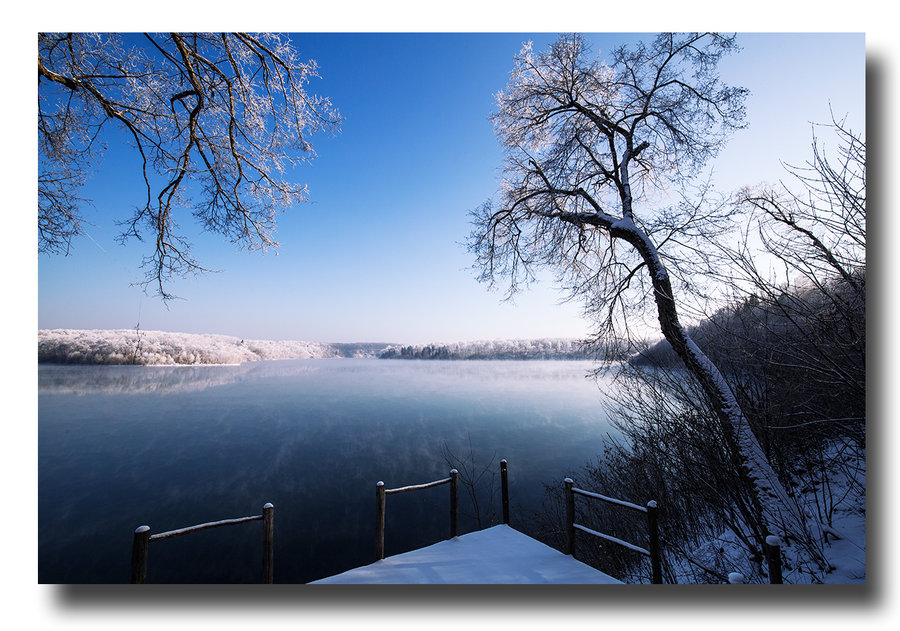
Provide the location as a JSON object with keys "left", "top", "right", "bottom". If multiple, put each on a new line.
{"left": 148, "top": 514, "right": 264, "bottom": 541}
{"left": 564, "top": 478, "right": 662, "bottom": 584}
{"left": 130, "top": 502, "right": 274, "bottom": 583}
{"left": 572, "top": 486, "right": 648, "bottom": 513}
{"left": 384, "top": 476, "right": 453, "bottom": 495}
{"left": 573, "top": 523, "right": 651, "bottom": 557}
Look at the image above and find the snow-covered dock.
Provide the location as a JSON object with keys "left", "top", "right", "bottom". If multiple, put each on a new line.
{"left": 311, "top": 525, "right": 622, "bottom": 584}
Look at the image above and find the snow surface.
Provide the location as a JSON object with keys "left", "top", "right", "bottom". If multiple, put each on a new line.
{"left": 311, "top": 525, "right": 622, "bottom": 584}
{"left": 677, "top": 436, "right": 865, "bottom": 584}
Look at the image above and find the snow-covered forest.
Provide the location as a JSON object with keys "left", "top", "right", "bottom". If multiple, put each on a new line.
{"left": 377, "top": 338, "right": 591, "bottom": 360}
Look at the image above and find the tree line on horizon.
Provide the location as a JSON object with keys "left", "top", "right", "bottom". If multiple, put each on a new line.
{"left": 377, "top": 338, "right": 595, "bottom": 360}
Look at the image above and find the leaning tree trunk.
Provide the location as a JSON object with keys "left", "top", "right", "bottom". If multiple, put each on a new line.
{"left": 613, "top": 219, "right": 827, "bottom": 574}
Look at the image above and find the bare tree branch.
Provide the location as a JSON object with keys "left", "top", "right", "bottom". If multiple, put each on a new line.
{"left": 38, "top": 32, "right": 341, "bottom": 300}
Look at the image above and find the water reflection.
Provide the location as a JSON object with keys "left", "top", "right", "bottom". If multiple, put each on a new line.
{"left": 38, "top": 358, "right": 604, "bottom": 395}
{"left": 38, "top": 361, "right": 319, "bottom": 394}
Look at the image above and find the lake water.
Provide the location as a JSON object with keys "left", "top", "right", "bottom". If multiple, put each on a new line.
{"left": 38, "top": 359, "right": 617, "bottom": 583}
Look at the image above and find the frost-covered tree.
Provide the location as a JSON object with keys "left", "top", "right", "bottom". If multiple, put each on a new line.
{"left": 38, "top": 33, "right": 341, "bottom": 299}
{"left": 469, "top": 33, "right": 826, "bottom": 569}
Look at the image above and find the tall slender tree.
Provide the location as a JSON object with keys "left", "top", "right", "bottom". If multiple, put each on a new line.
{"left": 469, "top": 33, "right": 826, "bottom": 568}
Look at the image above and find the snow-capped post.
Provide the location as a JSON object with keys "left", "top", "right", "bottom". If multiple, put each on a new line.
{"left": 262, "top": 503, "right": 274, "bottom": 584}
{"left": 766, "top": 535, "right": 783, "bottom": 584}
{"left": 450, "top": 469, "right": 459, "bottom": 538}
{"left": 130, "top": 525, "right": 150, "bottom": 584}
{"left": 500, "top": 459, "right": 510, "bottom": 525}
{"left": 564, "top": 478, "right": 575, "bottom": 556}
{"left": 728, "top": 572, "right": 746, "bottom": 584}
{"left": 375, "top": 481, "right": 386, "bottom": 561}
{"left": 647, "top": 500, "right": 662, "bottom": 584}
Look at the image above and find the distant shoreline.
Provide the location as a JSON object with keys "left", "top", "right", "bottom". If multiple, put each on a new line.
{"left": 38, "top": 329, "right": 377, "bottom": 366}
{"left": 38, "top": 329, "right": 591, "bottom": 366}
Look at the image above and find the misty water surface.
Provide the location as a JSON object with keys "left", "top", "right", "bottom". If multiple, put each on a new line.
{"left": 39, "top": 359, "right": 619, "bottom": 583}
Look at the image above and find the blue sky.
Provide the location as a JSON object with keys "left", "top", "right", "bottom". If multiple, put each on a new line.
{"left": 36, "top": 32, "right": 865, "bottom": 344}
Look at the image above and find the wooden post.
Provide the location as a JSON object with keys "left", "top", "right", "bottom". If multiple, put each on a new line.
{"left": 130, "top": 525, "right": 150, "bottom": 584}
{"left": 766, "top": 535, "right": 783, "bottom": 584}
{"left": 449, "top": 469, "right": 459, "bottom": 538}
{"left": 500, "top": 459, "right": 510, "bottom": 525}
{"left": 564, "top": 478, "right": 575, "bottom": 556}
{"left": 647, "top": 500, "right": 662, "bottom": 584}
{"left": 262, "top": 503, "right": 274, "bottom": 584}
{"left": 375, "top": 481, "right": 386, "bottom": 561}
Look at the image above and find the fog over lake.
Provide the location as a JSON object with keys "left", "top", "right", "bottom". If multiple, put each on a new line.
{"left": 39, "top": 359, "right": 618, "bottom": 583}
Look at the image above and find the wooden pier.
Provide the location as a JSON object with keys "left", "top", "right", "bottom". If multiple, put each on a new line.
{"left": 126, "top": 456, "right": 790, "bottom": 583}
{"left": 311, "top": 524, "right": 622, "bottom": 584}
{"left": 127, "top": 458, "right": 664, "bottom": 584}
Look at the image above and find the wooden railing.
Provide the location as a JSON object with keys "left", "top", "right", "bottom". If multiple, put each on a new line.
{"left": 375, "top": 471, "right": 457, "bottom": 561}
{"left": 375, "top": 458, "right": 512, "bottom": 561}
{"left": 564, "top": 478, "right": 662, "bottom": 584}
{"left": 130, "top": 502, "right": 274, "bottom": 583}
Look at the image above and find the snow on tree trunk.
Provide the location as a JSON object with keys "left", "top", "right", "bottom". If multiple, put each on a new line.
{"left": 617, "top": 220, "right": 827, "bottom": 571}
{"left": 472, "top": 33, "right": 834, "bottom": 578}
